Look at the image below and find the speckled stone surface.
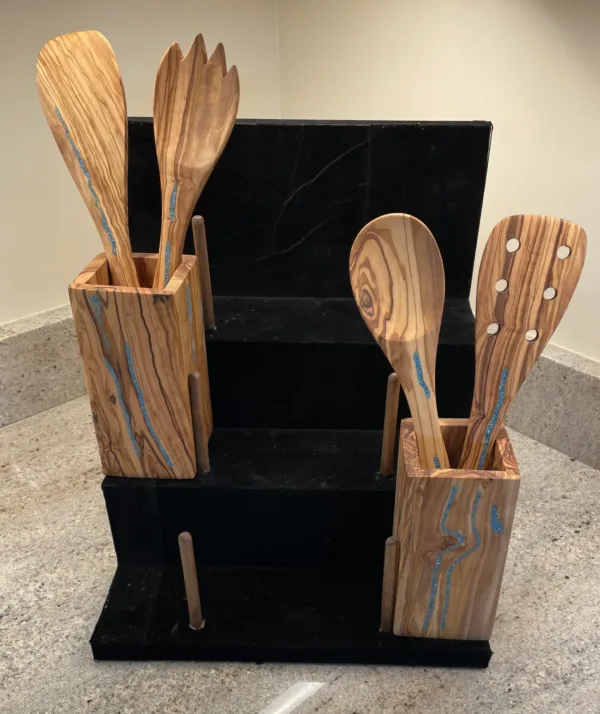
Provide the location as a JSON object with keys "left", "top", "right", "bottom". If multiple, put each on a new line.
{"left": 508, "top": 343, "right": 600, "bottom": 470}
{"left": 1, "top": 397, "right": 600, "bottom": 713}
{"left": 0, "top": 306, "right": 85, "bottom": 427}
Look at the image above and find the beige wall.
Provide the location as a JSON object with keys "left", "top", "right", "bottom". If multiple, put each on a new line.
{"left": 3, "top": 0, "right": 599, "bottom": 362}
{"left": 279, "top": 0, "right": 600, "bottom": 361}
{"left": 0, "top": 0, "right": 280, "bottom": 324}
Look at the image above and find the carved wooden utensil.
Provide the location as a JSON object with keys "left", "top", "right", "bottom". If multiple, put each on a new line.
{"left": 37, "top": 31, "right": 139, "bottom": 287}
{"left": 153, "top": 34, "right": 239, "bottom": 289}
{"left": 459, "top": 215, "right": 587, "bottom": 470}
{"left": 350, "top": 214, "right": 450, "bottom": 469}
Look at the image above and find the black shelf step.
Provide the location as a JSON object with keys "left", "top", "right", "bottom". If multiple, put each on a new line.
{"left": 90, "top": 564, "right": 491, "bottom": 667}
{"left": 208, "top": 296, "right": 473, "bottom": 345}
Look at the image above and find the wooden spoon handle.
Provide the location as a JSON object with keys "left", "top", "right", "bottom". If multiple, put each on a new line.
{"left": 400, "top": 349, "right": 450, "bottom": 469}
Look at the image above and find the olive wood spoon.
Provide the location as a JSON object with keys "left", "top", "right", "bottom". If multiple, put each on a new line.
{"left": 350, "top": 213, "right": 450, "bottom": 469}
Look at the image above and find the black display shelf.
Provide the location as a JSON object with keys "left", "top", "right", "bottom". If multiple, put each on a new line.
{"left": 91, "top": 119, "right": 493, "bottom": 667}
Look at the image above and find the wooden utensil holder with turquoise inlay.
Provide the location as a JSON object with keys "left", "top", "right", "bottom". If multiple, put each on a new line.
{"left": 69, "top": 252, "right": 212, "bottom": 479}
{"left": 390, "top": 418, "right": 520, "bottom": 640}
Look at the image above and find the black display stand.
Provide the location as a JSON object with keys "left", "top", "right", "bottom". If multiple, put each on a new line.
{"left": 90, "top": 119, "right": 493, "bottom": 667}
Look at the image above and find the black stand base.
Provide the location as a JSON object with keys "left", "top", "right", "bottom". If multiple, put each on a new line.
{"left": 91, "top": 563, "right": 491, "bottom": 667}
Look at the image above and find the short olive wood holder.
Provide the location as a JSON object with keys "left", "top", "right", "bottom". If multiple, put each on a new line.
{"left": 69, "top": 252, "right": 212, "bottom": 479}
{"left": 385, "top": 418, "right": 520, "bottom": 641}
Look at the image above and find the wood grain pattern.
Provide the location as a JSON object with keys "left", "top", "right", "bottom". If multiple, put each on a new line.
{"left": 393, "top": 418, "right": 520, "bottom": 640}
{"left": 460, "top": 215, "right": 587, "bottom": 470}
{"left": 350, "top": 214, "right": 450, "bottom": 469}
{"left": 380, "top": 536, "right": 399, "bottom": 632}
{"left": 153, "top": 34, "right": 239, "bottom": 289}
{"left": 380, "top": 373, "right": 400, "bottom": 476}
{"left": 178, "top": 532, "right": 205, "bottom": 630}
{"left": 37, "top": 31, "right": 139, "bottom": 287}
{"left": 69, "top": 253, "right": 211, "bottom": 478}
{"left": 192, "top": 216, "right": 216, "bottom": 330}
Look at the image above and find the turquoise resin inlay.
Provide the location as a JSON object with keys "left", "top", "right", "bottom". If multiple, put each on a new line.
{"left": 103, "top": 359, "right": 140, "bottom": 457}
{"left": 169, "top": 183, "right": 178, "bottom": 219}
{"left": 87, "top": 294, "right": 109, "bottom": 349}
{"left": 55, "top": 107, "right": 117, "bottom": 255}
{"left": 477, "top": 368, "right": 509, "bottom": 469}
{"left": 124, "top": 342, "right": 174, "bottom": 468}
{"left": 164, "top": 242, "right": 171, "bottom": 288}
{"left": 413, "top": 351, "right": 431, "bottom": 399}
{"left": 440, "top": 487, "right": 482, "bottom": 631}
{"left": 422, "top": 485, "right": 465, "bottom": 631}
{"left": 491, "top": 505, "right": 504, "bottom": 534}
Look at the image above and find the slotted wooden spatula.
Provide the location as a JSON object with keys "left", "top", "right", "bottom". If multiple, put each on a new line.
{"left": 36, "top": 31, "right": 139, "bottom": 287}
{"left": 153, "top": 34, "right": 239, "bottom": 289}
{"left": 350, "top": 214, "right": 450, "bottom": 469}
{"left": 459, "top": 215, "right": 587, "bottom": 470}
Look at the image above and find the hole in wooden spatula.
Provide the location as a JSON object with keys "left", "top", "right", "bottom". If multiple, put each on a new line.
{"left": 543, "top": 287, "right": 557, "bottom": 300}
{"left": 495, "top": 279, "right": 508, "bottom": 292}
{"left": 506, "top": 238, "right": 520, "bottom": 253}
{"left": 557, "top": 245, "right": 571, "bottom": 259}
{"left": 525, "top": 329, "right": 538, "bottom": 342}
{"left": 487, "top": 323, "right": 500, "bottom": 335}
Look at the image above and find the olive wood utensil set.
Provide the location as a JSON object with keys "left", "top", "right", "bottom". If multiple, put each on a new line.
{"left": 350, "top": 213, "right": 587, "bottom": 472}
{"left": 36, "top": 30, "right": 239, "bottom": 290}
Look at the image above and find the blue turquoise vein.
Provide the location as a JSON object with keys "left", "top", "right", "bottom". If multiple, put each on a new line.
{"left": 124, "top": 342, "right": 174, "bottom": 468}
{"left": 169, "top": 183, "right": 178, "bottom": 220}
{"left": 164, "top": 242, "right": 171, "bottom": 288}
{"left": 186, "top": 284, "right": 197, "bottom": 365}
{"left": 87, "top": 295, "right": 109, "bottom": 350}
{"left": 413, "top": 351, "right": 431, "bottom": 399}
{"left": 413, "top": 351, "right": 441, "bottom": 467}
{"left": 491, "top": 505, "right": 504, "bottom": 534}
{"left": 422, "top": 486, "right": 465, "bottom": 631}
{"left": 54, "top": 107, "right": 117, "bottom": 255}
{"left": 440, "top": 488, "right": 482, "bottom": 631}
{"left": 477, "top": 368, "right": 509, "bottom": 469}
{"left": 422, "top": 486, "right": 484, "bottom": 632}
{"left": 103, "top": 359, "right": 140, "bottom": 457}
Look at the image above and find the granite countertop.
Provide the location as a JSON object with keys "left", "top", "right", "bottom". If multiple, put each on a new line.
{"left": 1, "top": 397, "right": 600, "bottom": 713}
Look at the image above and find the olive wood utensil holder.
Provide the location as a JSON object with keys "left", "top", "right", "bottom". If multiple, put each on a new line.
{"left": 384, "top": 418, "right": 520, "bottom": 640}
{"left": 69, "top": 252, "right": 212, "bottom": 478}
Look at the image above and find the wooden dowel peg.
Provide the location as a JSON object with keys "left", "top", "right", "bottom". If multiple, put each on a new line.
{"left": 192, "top": 216, "right": 216, "bottom": 331}
{"left": 178, "top": 531, "right": 205, "bottom": 630}
{"left": 189, "top": 372, "right": 210, "bottom": 474}
{"left": 380, "top": 536, "right": 399, "bottom": 633}
{"left": 380, "top": 373, "right": 401, "bottom": 476}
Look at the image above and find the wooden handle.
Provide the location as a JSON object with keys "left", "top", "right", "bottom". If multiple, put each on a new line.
{"left": 178, "top": 531, "right": 205, "bottom": 630}
{"left": 192, "top": 216, "right": 216, "bottom": 330}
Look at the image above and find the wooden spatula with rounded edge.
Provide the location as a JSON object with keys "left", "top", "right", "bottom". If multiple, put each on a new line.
{"left": 459, "top": 214, "right": 587, "bottom": 471}
{"left": 350, "top": 214, "right": 451, "bottom": 470}
{"left": 152, "top": 34, "right": 239, "bottom": 290}
{"left": 36, "top": 31, "right": 139, "bottom": 287}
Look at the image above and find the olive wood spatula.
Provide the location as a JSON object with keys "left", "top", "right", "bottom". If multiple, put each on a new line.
{"left": 36, "top": 31, "right": 139, "bottom": 287}
{"left": 459, "top": 214, "right": 587, "bottom": 470}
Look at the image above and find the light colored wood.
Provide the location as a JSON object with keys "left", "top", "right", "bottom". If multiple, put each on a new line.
{"left": 380, "top": 373, "right": 400, "bottom": 476}
{"left": 37, "top": 31, "right": 139, "bottom": 287}
{"left": 192, "top": 216, "right": 216, "bottom": 330}
{"left": 189, "top": 372, "right": 210, "bottom": 473}
{"left": 460, "top": 215, "right": 587, "bottom": 470}
{"left": 153, "top": 35, "right": 240, "bottom": 289}
{"left": 69, "top": 253, "right": 211, "bottom": 478}
{"left": 393, "top": 418, "right": 520, "bottom": 640}
{"left": 178, "top": 532, "right": 205, "bottom": 630}
{"left": 350, "top": 214, "right": 450, "bottom": 469}
{"left": 380, "top": 536, "right": 399, "bottom": 632}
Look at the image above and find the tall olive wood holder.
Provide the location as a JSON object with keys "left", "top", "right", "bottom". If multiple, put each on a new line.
{"left": 69, "top": 252, "right": 211, "bottom": 479}
{"left": 85, "top": 118, "right": 502, "bottom": 667}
